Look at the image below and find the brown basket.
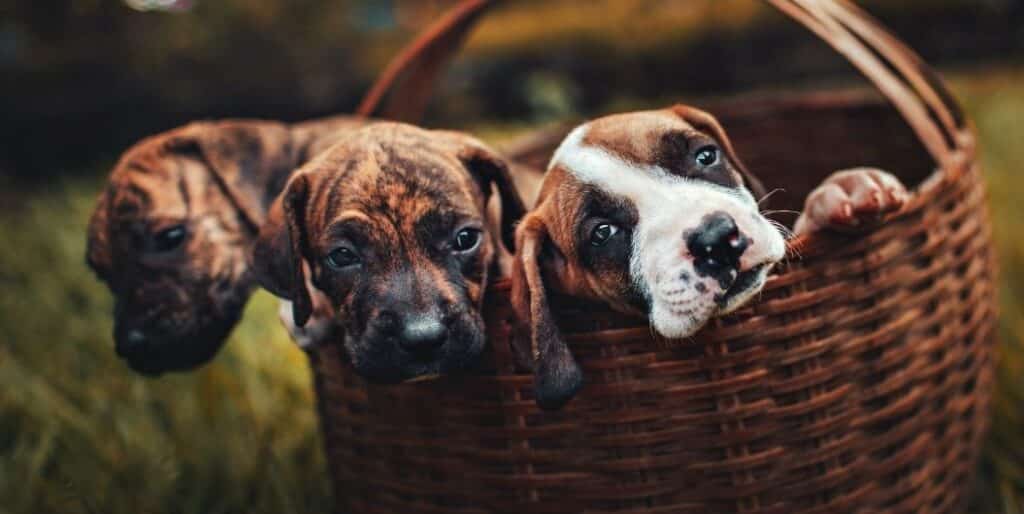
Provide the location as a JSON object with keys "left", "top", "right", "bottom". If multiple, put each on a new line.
{"left": 310, "top": 1, "right": 998, "bottom": 512}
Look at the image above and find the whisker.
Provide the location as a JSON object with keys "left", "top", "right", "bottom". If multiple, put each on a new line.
{"left": 761, "top": 209, "right": 802, "bottom": 217}
{"left": 784, "top": 238, "right": 804, "bottom": 261}
{"left": 757, "top": 188, "right": 786, "bottom": 206}
{"left": 767, "top": 219, "right": 795, "bottom": 240}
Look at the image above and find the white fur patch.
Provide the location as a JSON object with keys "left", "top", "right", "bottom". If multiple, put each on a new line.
{"left": 278, "top": 300, "right": 334, "bottom": 349}
{"left": 549, "top": 124, "right": 786, "bottom": 338}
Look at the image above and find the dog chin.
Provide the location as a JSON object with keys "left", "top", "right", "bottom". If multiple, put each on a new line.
{"left": 718, "top": 265, "right": 771, "bottom": 314}
{"left": 647, "top": 264, "right": 772, "bottom": 339}
{"left": 649, "top": 300, "right": 718, "bottom": 339}
{"left": 117, "top": 308, "right": 240, "bottom": 376}
{"left": 123, "top": 333, "right": 230, "bottom": 376}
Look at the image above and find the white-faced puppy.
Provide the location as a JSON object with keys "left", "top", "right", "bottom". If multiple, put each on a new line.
{"left": 253, "top": 122, "right": 525, "bottom": 383}
{"left": 511, "top": 105, "right": 788, "bottom": 409}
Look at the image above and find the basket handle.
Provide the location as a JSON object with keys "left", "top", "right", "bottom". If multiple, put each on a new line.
{"left": 359, "top": 0, "right": 967, "bottom": 172}
{"left": 766, "top": 0, "right": 965, "bottom": 171}
{"left": 356, "top": 0, "right": 495, "bottom": 123}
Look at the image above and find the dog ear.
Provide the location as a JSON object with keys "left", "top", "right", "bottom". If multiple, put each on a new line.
{"left": 450, "top": 136, "right": 528, "bottom": 250}
{"left": 672, "top": 105, "right": 766, "bottom": 200}
{"left": 252, "top": 174, "right": 314, "bottom": 326}
{"left": 85, "top": 187, "right": 113, "bottom": 281}
{"left": 177, "top": 121, "right": 296, "bottom": 230}
{"left": 510, "top": 215, "right": 584, "bottom": 410}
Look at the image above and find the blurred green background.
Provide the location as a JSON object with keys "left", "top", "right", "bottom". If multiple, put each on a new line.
{"left": 1, "top": 1, "right": 1021, "bottom": 513}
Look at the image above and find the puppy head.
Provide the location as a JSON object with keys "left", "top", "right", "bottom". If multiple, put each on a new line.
{"left": 253, "top": 123, "right": 524, "bottom": 383}
{"left": 511, "top": 105, "right": 786, "bottom": 409}
{"left": 86, "top": 121, "right": 294, "bottom": 375}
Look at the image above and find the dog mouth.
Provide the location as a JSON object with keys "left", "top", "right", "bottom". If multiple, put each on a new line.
{"left": 716, "top": 263, "right": 770, "bottom": 313}
{"left": 344, "top": 322, "right": 487, "bottom": 385}
{"left": 114, "top": 309, "right": 240, "bottom": 376}
{"left": 120, "top": 333, "right": 230, "bottom": 376}
{"left": 124, "top": 358, "right": 167, "bottom": 377}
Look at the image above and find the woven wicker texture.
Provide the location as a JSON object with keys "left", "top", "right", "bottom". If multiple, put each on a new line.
{"left": 310, "top": 1, "right": 998, "bottom": 512}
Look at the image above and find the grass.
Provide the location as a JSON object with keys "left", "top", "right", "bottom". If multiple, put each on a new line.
{"left": 0, "top": 186, "right": 329, "bottom": 512}
{"left": 954, "top": 68, "right": 1024, "bottom": 514}
{"left": 1, "top": 67, "right": 1021, "bottom": 513}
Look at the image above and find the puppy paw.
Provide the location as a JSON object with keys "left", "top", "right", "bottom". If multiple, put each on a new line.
{"left": 794, "top": 167, "right": 909, "bottom": 235}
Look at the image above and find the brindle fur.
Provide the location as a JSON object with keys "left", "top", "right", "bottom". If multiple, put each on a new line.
{"left": 86, "top": 116, "right": 366, "bottom": 375}
{"left": 253, "top": 122, "right": 525, "bottom": 383}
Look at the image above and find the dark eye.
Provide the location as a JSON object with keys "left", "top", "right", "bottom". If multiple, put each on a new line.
{"left": 151, "top": 224, "right": 187, "bottom": 252}
{"left": 452, "top": 228, "right": 482, "bottom": 252}
{"left": 695, "top": 145, "right": 719, "bottom": 166}
{"left": 325, "top": 247, "right": 360, "bottom": 268}
{"left": 589, "top": 223, "right": 619, "bottom": 247}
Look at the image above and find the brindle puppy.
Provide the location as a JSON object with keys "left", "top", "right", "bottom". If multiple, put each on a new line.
{"left": 252, "top": 122, "right": 525, "bottom": 383}
{"left": 86, "top": 116, "right": 365, "bottom": 375}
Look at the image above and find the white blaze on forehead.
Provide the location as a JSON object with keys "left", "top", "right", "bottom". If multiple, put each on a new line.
{"left": 547, "top": 122, "right": 786, "bottom": 336}
{"left": 548, "top": 124, "right": 766, "bottom": 244}
{"left": 550, "top": 124, "right": 761, "bottom": 289}
{"left": 549, "top": 125, "right": 758, "bottom": 209}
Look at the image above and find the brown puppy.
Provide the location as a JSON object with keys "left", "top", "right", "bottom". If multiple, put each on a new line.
{"left": 510, "top": 106, "right": 908, "bottom": 410}
{"left": 86, "top": 116, "right": 365, "bottom": 375}
{"left": 253, "top": 122, "right": 525, "bottom": 383}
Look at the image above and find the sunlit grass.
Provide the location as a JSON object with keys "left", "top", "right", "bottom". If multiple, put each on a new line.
{"left": 950, "top": 67, "right": 1024, "bottom": 514}
{"left": 0, "top": 66, "right": 1020, "bottom": 513}
{"left": 0, "top": 182, "right": 327, "bottom": 513}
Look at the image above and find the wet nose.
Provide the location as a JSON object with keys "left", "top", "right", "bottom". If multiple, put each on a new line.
{"left": 686, "top": 212, "right": 749, "bottom": 272}
{"left": 115, "top": 328, "right": 150, "bottom": 359}
{"left": 397, "top": 315, "right": 449, "bottom": 355}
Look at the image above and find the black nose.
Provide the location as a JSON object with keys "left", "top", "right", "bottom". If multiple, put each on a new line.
{"left": 686, "top": 212, "right": 749, "bottom": 273}
{"left": 397, "top": 316, "right": 449, "bottom": 355}
{"left": 115, "top": 328, "right": 149, "bottom": 359}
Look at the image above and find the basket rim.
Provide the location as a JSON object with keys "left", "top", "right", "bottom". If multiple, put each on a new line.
{"left": 358, "top": 0, "right": 973, "bottom": 173}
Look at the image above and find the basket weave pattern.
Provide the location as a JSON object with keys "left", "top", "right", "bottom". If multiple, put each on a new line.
{"left": 312, "top": 1, "right": 998, "bottom": 512}
{"left": 310, "top": 147, "right": 995, "bottom": 512}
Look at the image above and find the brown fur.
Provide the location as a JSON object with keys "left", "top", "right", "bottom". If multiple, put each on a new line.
{"left": 253, "top": 122, "right": 526, "bottom": 383}
{"left": 511, "top": 105, "right": 766, "bottom": 409}
{"left": 581, "top": 110, "right": 684, "bottom": 167}
{"left": 86, "top": 116, "right": 369, "bottom": 374}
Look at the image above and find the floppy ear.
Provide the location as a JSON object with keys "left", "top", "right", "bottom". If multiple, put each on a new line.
{"left": 509, "top": 214, "right": 584, "bottom": 410}
{"left": 428, "top": 131, "right": 528, "bottom": 252}
{"left": 458, "top": 145, "right": 527, "bottom": 252}
{"left": 180, "top": 121, "right": 296, "bottom": 230}
{"left": 85, "top": 187, "right": 113, "bottom": 281}
{"left": 252, "top": 174, "right": 314, "bottom": 326}
{"left": 672, "top": 105, "right": 767, "bottom": 200}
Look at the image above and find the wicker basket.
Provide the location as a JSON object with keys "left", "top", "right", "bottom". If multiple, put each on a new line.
{"left": 311, "top": 1, "right": 998, "bottom": 512}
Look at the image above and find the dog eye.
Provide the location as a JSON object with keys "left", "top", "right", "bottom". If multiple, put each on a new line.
{"left": 151, "top": 224, "right": 187, "bottom": 252}
{"left": 452, "top": 228, "right": 482, "bottom": 252}
{"left": 589, "top": 223, "right": 619, "bottom": 246}
{"left": 695, "top": 145, "right": 719, "bottom": 166}
{"left": 325, "top": 247, "right": 360, "bottom": 268}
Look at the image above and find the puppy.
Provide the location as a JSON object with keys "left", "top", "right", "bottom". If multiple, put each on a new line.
{"left": 252, "top": 122, "right": 525, "bottom": 383}
{"left": 510, "top": 106, "right": 908, "bottom": 410}
{"left": 86, "top": 116, "right": 365, "bottom": 375}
